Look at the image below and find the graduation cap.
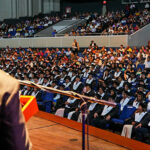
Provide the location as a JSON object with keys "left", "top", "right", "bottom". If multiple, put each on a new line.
{"left": 98, "top": 86, "right": 105, "bottom": 92}
{"left": 72, "top": 70, "right": 77, "bottom": 74}
{"left": 109, "top": 88, "right": 116, "bottom": 92}
{"left": 141, "top": 72, "right": 147, "bottom": 76}
{"left": 138, "top": 84, "right": 145, "bottom": 89}
{"left": 124, "top": 82, "right": 131, "bottom": 88}
{"left": 131, "top": 72, "right": 136, "bottom": 76}
{"left": 76, "top": 76, "right": 80, "bottom": 79}
{"left": 55, "top": 70, "right": 59, "bottom": 74}
{"left": 65, "top": 76, "right": 71, "bottom": 81}
{"left": 34, "top": 75, "right": 38, "bottom": 79}
{"left": 52, "top": 80, "right": 58, "bottom": 84}
{"left": 44, "top": 77, "right": 49, "bottom": 80}
{"left": 85, "top": 84, "right": 92, "bottom": 89}
{"left": 118, "top": 74, "right": 124, "bottom": 80}
{"left": 137, "top": 91, "right": 144, "bottom": 97}
{"left": 62, "top": 70, "right": 67, "bottom": 74}
{"left": 139, "top": 102, "right": 147, "bottom": 111}
{"left": 107, "top": 96, "right": 115, "bottom": 101}
{"left": 113, "top": 81, "right": 119, "bottom": 86}
{"left": 59, "top": 85, "right": 65, "bottom": 89}
{"left": 88, "top": 72, "right": 94, "bottom": 76}
{"left": 123, "top": 90, "right": 129, "bottom": 95}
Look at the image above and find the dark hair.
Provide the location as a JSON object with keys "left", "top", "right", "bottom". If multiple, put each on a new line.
{"left": 122, "top": 90, "right": 129, "bottom": 95}
{"left": 139, "top": 103, "right": 147, "bottom": 112}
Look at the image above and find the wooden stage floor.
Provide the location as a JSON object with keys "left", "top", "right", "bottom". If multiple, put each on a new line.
{"left": 27, "top": 116, "right": 128, "bottom": 150}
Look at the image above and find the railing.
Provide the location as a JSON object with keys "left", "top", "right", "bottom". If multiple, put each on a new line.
{"left": 56, "top": 32, "right": 129, "bottom": 37}
{"left": 122, "top": 0, "right": 150, "bottom": 4}
{"left": 0, "top": 35, "right": 128, "bottom": 48}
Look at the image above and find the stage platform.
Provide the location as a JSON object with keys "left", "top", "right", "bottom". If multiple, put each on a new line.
{"left": 27, "top": 116, "right": 127, "bottom": 150}
{"left": 27, "top": 111, "right": 150, "bottom": 150}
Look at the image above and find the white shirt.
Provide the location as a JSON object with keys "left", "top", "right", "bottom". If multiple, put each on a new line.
{"left": 114, "top": 71, "right": 121, "bottom": 78}
{"left": 31, "top": 91, "right": 39, "bottom": 97}
{"left": 63, "top": 82, "right": 71, "bottom": 88}
{"left": 120, "top": 97, "right": 130, "bottom": 111}
{"left": 65, "top": 98, "right": 77, "bottom": 108}
{"left": 22, "top": 90, "right": 28, "bottom": 95}
{"left": 101, "top": 105, "right": 113, "bottom": 116}
{"left": 54, "top": 85, "right": 58, "bottom": 89}
{"left": 88, "top": 103, "right": 97, "bottom": 111}
{"left": 43, "top": 82, "right": 49, "bottom": 87}
{"left": 128, "top": 78, "right": 136, "bottom": 83}
{"left": 86, "top": 78, "right": 94, "bottom": 84}
{"left": 135, "top": 112, "right": 147, "bottom": 122}
{"left": 54, "top": 94, "right": 60, "bottom": 100}
{"left": 147, "top": 102, "right": 150, "bottom": 112}
{"left": 73, "top": 82, "right": 81, "bottom": 90}
{"left": 117, "top": 80, "right": 124, "bottom": 90}
{"left": 66, "top": 51, "right": 71, "bottom": 56}
{"left": 133, "top": 100, "right": 140, "bottom": 109}
{"left": 68, "top": 72, "right": 73, "bottom": 78}
{"left": 145, "top": 60, "right": 150, "bottom": 69}
{"left": 38, "top": 78, "right": 44, "bottom": 85}
{"left": 71, "top": 76, "right": 76, "bottom": 82}
{"left": 83, "top": 72, "right": 89, "bottom": 78}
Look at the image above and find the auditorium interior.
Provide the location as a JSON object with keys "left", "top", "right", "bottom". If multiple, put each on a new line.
{"left": 0, "top": 0, "right": 150, "bottom": 150}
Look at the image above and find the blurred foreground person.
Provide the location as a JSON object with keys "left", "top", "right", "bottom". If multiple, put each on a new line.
{"left": 0, "top": 70, "right": 32, "bottom": 150}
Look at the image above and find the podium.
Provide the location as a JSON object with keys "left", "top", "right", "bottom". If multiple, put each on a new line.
{"left": 20, "top": 96, "right": 39, "bottom": 122}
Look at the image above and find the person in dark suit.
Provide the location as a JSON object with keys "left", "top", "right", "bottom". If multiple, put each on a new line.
{"left": 86, "top": 102, "right": 102, "bottom": 125}
{"left": 0, "top": 70, "right": 31, "bottom": 150}
{"left": 63, "top": 76, "right": 71, "bottom": 91}
{"left": 85, "top": 73, "right": 96, "bottom": 89}
{"left": 121, "top": 103, "right": 148, "bottom": 139}
{"left": 128, "top": 91, "right": 145, "bottom": 109}
{"left": 54, "top": 85, "right": 66, "bottom": 111}
{"left": 71, "top": 76, "right": 83, "bottom": 94}
{"left": 134, "top": 113, "right": 150, "bottom": 143}
{"left": 96, "top": 86, "right": 107, "bottom": 100}
{"left": 42, "top": 77, "right": 50, "bottom": 87}
{"left": 91, "top": 97, "right": 119, "bottom": 129}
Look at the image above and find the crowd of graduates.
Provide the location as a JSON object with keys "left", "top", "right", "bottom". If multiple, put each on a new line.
{"left": 0, "top": 40, "right": 150, "bottom": 143}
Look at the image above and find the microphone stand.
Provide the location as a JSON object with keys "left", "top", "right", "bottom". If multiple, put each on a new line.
{"left": 80, "top": 99, "right": 87, "bottom": 150}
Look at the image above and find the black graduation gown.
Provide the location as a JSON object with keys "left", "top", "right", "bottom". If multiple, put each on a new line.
{"left": 91, "top": 105, "right": 119, "bottom": 129}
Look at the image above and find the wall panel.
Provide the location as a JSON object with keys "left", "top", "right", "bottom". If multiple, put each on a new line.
{"left": 0, "top": 35, "right": 128, "bottom": 48}
{"left": 0, "top": 0, "right": 12, "bottom": 20}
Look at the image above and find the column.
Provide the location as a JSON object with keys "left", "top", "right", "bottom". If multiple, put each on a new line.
{"left": 43, "top": 0, "right": 50, "bottom": 14}
{"left": 24, "top": 0, "right": 28, "bottom": 16}
{"left": 53, "top": 0, "right": 60, "bottom": 12}
{"left": 50, "top": 0, "right": 54, "bottom": 12}
{"left": 11, "top": 0, "right": 17, "bottom": 18}
{"left": 28, "top": 0, "right": 32, "bottom": 16}
{"left": 38, "top": 0, "right": 42, "bottom": 13}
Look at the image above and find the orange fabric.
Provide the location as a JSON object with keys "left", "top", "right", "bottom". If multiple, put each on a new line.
{"left": 20, "top": 96, "right": 39, "bottom": 122}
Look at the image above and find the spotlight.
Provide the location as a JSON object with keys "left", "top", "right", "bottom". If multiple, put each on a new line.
{"left": 103, "top": 0, "right": 107, "bottom": 5}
